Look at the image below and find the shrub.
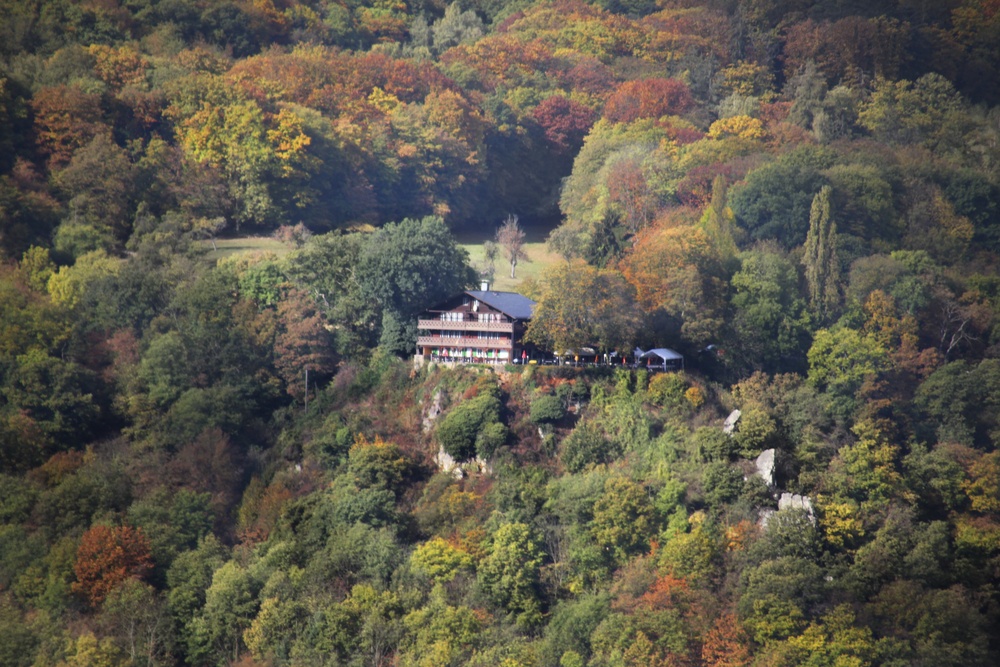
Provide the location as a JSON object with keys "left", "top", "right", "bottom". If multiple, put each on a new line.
{"left": 685, "top": 386, "right": 705, "bottom": 408}
{"left": 734, "top": 407, "right": 777, "bottom": 457}
{"left": 648, "top": 373, "right": 688, "bottom": 409}
{"left": 702, "top": 463, "right": 744, "bottom": 507}
{"left": 561, "top": 422, "right": 616, "bottom": 473}
{"left": 531, "top": 394, "right": 566, "bottom": 424}
{"left": 694, "top": 427, "right": 738, "bottom": 462}
{"left": 437, "top": 379, "right": 505, "bottom": 461}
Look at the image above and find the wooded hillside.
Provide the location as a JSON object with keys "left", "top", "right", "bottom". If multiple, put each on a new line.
{"left": 2, "top": 1, "right": 1000, "bottom": 666}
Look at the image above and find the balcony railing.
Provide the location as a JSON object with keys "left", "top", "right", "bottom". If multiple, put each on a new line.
{"left": 417, "top": 335, "right": 513, "bottom": 348}
{"left": 418, "top": 319, "right": 514, "bottom": 332}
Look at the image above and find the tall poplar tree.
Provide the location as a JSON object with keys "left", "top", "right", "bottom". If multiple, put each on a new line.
{"left": 698, "top": 175, "right": 739, "bottom": 264}
{"left": 803, "top": 186, "right": 840, "bottom": 322}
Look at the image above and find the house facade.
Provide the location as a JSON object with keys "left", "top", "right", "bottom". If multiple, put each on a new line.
{"left": 415, "top": 285, "right": 536, "bottom": 365}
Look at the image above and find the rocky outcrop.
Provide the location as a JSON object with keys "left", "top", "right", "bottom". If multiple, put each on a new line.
{"left": 422, "top": 389, "right": 443, "bottom": 433}
{"left": 755, "top": 448, "right": 776, "bottom": 487}
{"left": 723, "top": 409, "right": 741, "bottom": 435}
{"left": 778, "top": 492, "right": 815, "bottom": 522}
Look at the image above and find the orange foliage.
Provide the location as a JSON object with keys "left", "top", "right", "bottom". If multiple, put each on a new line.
{"left": 634, "top": 573, "right": 701, "bottom": 614}
{"left": 88, "top": 44, "right": 149, "bottom": 90}
{"left": 618, "top": 222, "right": 725, "bottom": 344}
{"left": 607, "top": 155, "right": 657, "bottom": 235}
{"left": 30, "top": 86, "right": 104, "bottom": 168}
{"left": 557, "top": 56, "right": 617, "bottom": 96}
{"left": 227, "top": 48, "right": 456, "bottom": 115}
{"left": 31, "top": 450, "right": 85, "bottom": 487}
{"left": 441, "top": 35, "right": 554, "bottom": 92}
{"left": 725, "top": 520, "right": 756, "bottom": 552}
{"left": 676, "top": 161, "right": 754, "bottom": 209}
{"left": 72, "top": 524, "right": 153, "bottom": 607}
{"left": 640, "top": 7, "right": 733, "bottom": 64}
{"left": 701, "top": 612, "right": 752, "bottom": 667}
{"left": 603, "top": 78, "right": 694, "bottom": 124}
{"left": 963, "top": 450, "right": 1000, "bottom": 514}
{"left": 783, "top": 16, "right": 911, "bottom": 85}
{"left": 239, "top": 480, "right": 294, "bottom": 544}
{"left": 533, "top": 96, "right": 596, "bottom": 152}
{"left": 457, "top": 526, "right": 489, "bottom": 562}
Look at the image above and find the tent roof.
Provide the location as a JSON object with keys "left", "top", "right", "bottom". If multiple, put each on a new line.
{"left": 466, "top": 290, "right": 536, "bottom": 320}
{"left": 635, "top": 347, "right": 684, "bottom": 361}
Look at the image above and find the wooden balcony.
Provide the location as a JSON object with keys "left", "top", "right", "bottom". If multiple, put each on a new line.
{"left": 418, "top": 318, "right": 514, "bottom": 332}
{"left": 417, "top": 335, "right": 514, "bottom": 349}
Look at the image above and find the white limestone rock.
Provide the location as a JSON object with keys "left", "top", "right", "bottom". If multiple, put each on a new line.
{"left": 435, "top": 445, "right": 463, "bottom": 479}
{"left": 422, "top": 390, "right": 443, "bottom": 433}
{"left": 778, "top": 492, "right": 815, "bottom": 522}
{"left": 723, "top": 409, "right": 742, "bottom": 435}
{"left": 755, "top": 448, "right": 776, "bottom": 487}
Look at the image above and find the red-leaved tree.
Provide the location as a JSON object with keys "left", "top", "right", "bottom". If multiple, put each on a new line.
{"left": 72, "top": 524, "right": 153, "bottom": 607}
{"left": 603, "top": 78, "right": 694, "bottom": 124}
{"left": 274, "top": 289, "right": 336, "bottom": 398}
{"left": 533, "top": 96, "right": 596, "bottom": 153}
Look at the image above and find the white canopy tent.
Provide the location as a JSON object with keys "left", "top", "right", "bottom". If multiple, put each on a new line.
{"left": 634, "top": 347, "right": 684, "bottom": 370}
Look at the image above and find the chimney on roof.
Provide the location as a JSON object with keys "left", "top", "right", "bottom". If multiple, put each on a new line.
{"left": 480, "top": 280, "right": 490, "bottom": 291}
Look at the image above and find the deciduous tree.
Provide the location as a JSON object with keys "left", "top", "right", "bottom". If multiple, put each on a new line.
{"left": 618, "top": 224, "right": 727, "bottom": 346}
{"left": 496, "top": 215, "right": 528, "bottom": 279}
{"left": 603, "top": 79, "right": 694, "bottom": 124}
{"left": 274, "top": 288, "right": 336, "bottom": 399}
{"left": 526, "top": 260, "right": 643, "bottom": 353}
{"left": 480, "top": 522, "right": 543, "bottom": 627}
{"left": 802, "top": 186, "right": 840, "bottom": 322}
{"left": 72, "top": 524, "right": 153, "bottom": 607}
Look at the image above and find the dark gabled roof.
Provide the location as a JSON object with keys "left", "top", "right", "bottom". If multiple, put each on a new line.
{"left": 466, "top": 290, "right": 536, "bottom": 320}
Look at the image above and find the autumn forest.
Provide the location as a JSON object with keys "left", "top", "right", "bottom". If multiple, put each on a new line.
{"left": 2, "top": 0, "right": 1000, "bottom": 666}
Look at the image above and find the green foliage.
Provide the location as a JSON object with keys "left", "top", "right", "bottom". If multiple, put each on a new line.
{"left": 480, "top": 522, "right": 543, "bottom": 628}
{"left": 729, "top": 248, "right": 812, "bottom": 373}
{"left": 0, "top": 594, "right": 37, "bottom": 667}
{"left": 739, "top": 557, "right": 825, "bottom": 644}
{"left": 436, "top": 377, "right": 506, "bottom": 461}
{"left": 2, "top": 349, "right": 101, "bottom": 450}
{"left": 127, "top": 488, "right": 213, "bottom": 575}
{"left": 807, "top": 327, "right": 889, "bottom": 399}
{"left": 591, "top": 476, "right": 654, "bottom": 564}
{"left": 560, "top": 421, "right": 617, "bottom": 473}
{"left": 357, "top": 215, "right": 477, "bottom": 317}
{"left": 530, "top": 393, "right": 565, "bottom": 424}
{"left": 734, "top": 407, "right": 777, "bottom": 458}
{"left": 803, "top": 186, "right": 841, "bottom": 323}
{"left": 647, "top": 372, "right": 688, "bottom": 409}
{"left": 348, "top": 435, "right": 408, "bottom": 492}
{"left": 411, "top": 537, "right": 473, "bottom": 583}
{"left": 701, "top": 462, "right": 744, "bottom": 507}
{"left": 189, "top": 560, "right": 259, "bottom": 665}
{"left": 694, "top": 427, "right": 738, "bottom": 463}
{"left": 541, "top": 593, "right": 611, "bottom": 665}
{"left": 1, "top": 2, "right": 1000, "bottom": 665}
{"left": 729, "top": 147, "right": 833, "bottom": 247}
{"left": 526, "top": 260, "right": 644, "bottom": 353}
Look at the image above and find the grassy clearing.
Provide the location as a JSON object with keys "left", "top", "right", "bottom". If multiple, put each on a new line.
{"left": 455, "top": 221, "right": 563, "bottom": 292}
{"left": 204, "top": 223, "right": 564, "bottom": 293}
{"left": 459, "top": 240, "right": 562, "bottom": 292}
{"left": 201, "top": 236, "right": 291, "bottom": 262}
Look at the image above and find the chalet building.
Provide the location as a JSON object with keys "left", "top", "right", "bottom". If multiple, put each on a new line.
{"left": 415, "top": 283, "right": 536, "bottom": 365}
